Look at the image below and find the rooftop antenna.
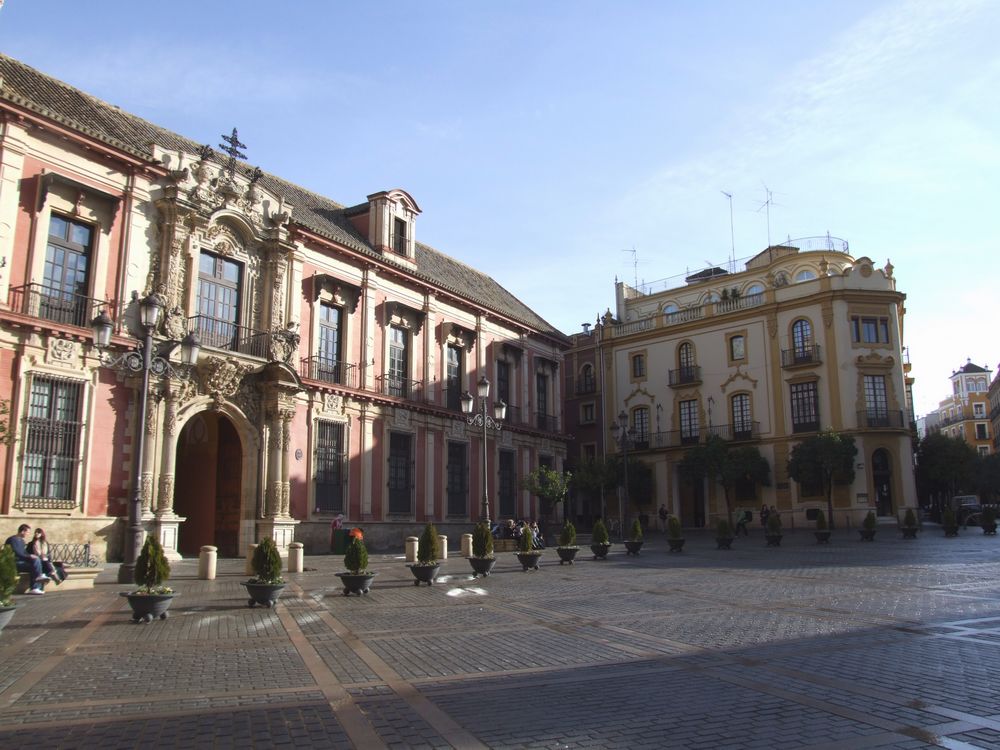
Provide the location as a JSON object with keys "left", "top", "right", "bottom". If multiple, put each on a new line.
{"left": 721, "top": 190, "right": 735, "bottom": 272}
{"left": 756, "top": 183, "right": 783, "bottom": 262}
{"left": 621, "top": 246, "right": 642, "bottom": 289}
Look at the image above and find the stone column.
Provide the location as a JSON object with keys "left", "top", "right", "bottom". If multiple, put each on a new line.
{"left": 154, "top": 383, "right": 188, "bottom": 561}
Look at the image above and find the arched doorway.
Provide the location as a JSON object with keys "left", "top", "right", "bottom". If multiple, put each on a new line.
{"left": 174, "top": 411, "right": 244, "bottom": 557}
{"left": 872, "top": 448, "right": 893, "bottom": 517}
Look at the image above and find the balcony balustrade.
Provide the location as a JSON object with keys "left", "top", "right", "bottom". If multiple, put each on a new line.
{"left": 300, "top": 357, "right": 358, "bottom": 388}
{"left": 857, "top": 409, "right": 905, "bottom": 429}
{"left": 668, "top": 365, "right": 701, "bottom": 387}
{"left": 8, "top": 283, "right": 111, "bottom": 329}
{"left": 781, "top": 345, "right": 822, "bottom": 368}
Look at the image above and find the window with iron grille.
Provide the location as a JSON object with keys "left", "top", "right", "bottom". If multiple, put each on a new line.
{"left": 20, "top": 375, "right": 84, "bottom": 506}
{"left": 790, "top": 381, "right": 820, "bottom": 432}
{"left": 498, "top": 449, "right": 517, "bottom": 518}
{"left": 388, "top": 432, "right": 413, "bottom": 514}
{"left": 792, "top": 319, "right": 812, "bottom": 358}
{"left": 41, "top": 215, "right": 93, "bottom": 326}
{"left": 680, "top": 399, "right": 699, "bottom": 443}
{"left": 315, "top": 420, "right": 345, "bottom": 513}
{"left": 447, "top": 441, "right": 469, "bottom": 516}
{"left": 863, "top": 375, "right": 888, "bottom": 424}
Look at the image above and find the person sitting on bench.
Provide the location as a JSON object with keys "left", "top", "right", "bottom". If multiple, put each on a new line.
{"left": 28, "top": 528, "right": 66, "bottom": 584}
{"left": 4, "top": 523, "right": 49, "bottom": 594}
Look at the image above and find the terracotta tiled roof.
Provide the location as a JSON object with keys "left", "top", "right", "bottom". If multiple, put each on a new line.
{"left": 0, "top": 53, "right": 567, "bottom": 343}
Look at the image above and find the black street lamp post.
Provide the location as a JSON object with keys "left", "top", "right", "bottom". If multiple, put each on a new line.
{"left": 611, "top": 410, "right": 634, "bottom": 541}
{"left": 91, "top": 294, "right": 200, "bottom": 583}
{"left": 461, "top": 376, "right": 506, "bottom": 527}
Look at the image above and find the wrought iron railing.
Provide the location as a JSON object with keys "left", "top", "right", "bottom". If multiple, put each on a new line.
{"left": 668, "top": 365, "right": 701, "bottom": 387}
{"left": 503, "top": 404, "right": 521, "bottom": 425}
{"left": 49, "top": 542, "right": 100, "bottom": 567}
{"left": 300, "top": 357, "right": 358, "bottom": 388}
{"left": 535, "top": 412, "right": 558, "bottom": 432}
{"left": 8, "top": 283, "right": 111, "bottom": 329}
{"left": 376, "top": 375, "right": 423, "bottom": 400}
{"left": 857, "top": 409, "right": 905, "bottom": 429}
{"left": 189, "top": 314, "right": 271, "bottom": 358}
{"left": 781, "top": 345, "right": 822, "bottom": 367}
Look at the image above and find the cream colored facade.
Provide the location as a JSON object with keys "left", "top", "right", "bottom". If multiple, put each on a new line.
{"left": 570, "top": 241, "right": 917, "bottom": 529}
{"left": 927, "top": 361, "right": 994, "bottom": 456}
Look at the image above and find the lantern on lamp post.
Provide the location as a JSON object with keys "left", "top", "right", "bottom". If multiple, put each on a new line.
{"left": 461, "top": 376, "right": 507, "bottom": 527}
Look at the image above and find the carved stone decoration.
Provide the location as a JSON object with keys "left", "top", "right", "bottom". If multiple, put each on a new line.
{"left": 721, "top": 368, "right": 759, "bottom": 391}
{"left": 393, "top": 408, "right": 411, "bottom": 429}
{"left": 266, "top": 482, "right": 282, "bottom": 517}
{"left": 856, "top": 352, "right": 895, "bottom": 370}
{"left": 767, "top": 315, "right": 778, "bottom": 339}
{"left": 198, "top": 356, "right": 255, "bottom": 407}
{"left": 140, "top": 473, "right": 154, "bottom": 512}
{"left": 446, "top": 419, "right": 464, "bottom": 439}
{"left": 233, "top": 379, "right": 261, "bottom": 426}
{"left": 157, "top": 475, "right": 174, "bottom": 512}
{"left": 280, "top": 483, "right": 290, "bottom": 516}
{"left": 47, "top": 338, "right": 78, "bottom": 366}
{"left": 162, "top": 306, "right": 188, "bottom": 341}
{"left": 268, "top": 325, "right": 300, "bottom": 364}
{"left": 321, "top": 391, "right": 342, "bottom": 414}
{"left": 822, "top": 304, "right": 834, "bottom": 329}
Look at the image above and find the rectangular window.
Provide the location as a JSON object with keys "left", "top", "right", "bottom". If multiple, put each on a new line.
{"left": 851, "top": 316, "right": 890, "bottom": 344}
{"left": 387, "top": 432, "right": 413, "bottom": 514}
{"left": 731, "top": 393, "right": 752, "bottom": 440}
{"left": 864, "top": 375, "right": 888, "bottom": 426}
{"left": 583, "top": 443, "right": 597, "bottom": 461}
{"left": 446, "top": 344, "right": 462, "bottom": 410}
{"left": 978, "top": 446, "right": 990, "bottom": 457}
{"left": 393, "top": 217, "right": 407, "bottom": 255}
{"left": 197, "top": 251, "right": 243, "bottom": 351}
{"left": 580, "top": 403, "right": 595, "bottom": 423}
{"left": 680, "top": 399, "right": 699, "bottom": 444}
{"left": 729, "top": 335, "right": 745, "bottom": 361}
{"left": 498, "top": 450, "right": 517, "bottom": 518}
{"left": 631, "top": 353, "right": 646, "bottom": 378}
{"left": 315, "top": 421, "right": 345, "bottom": 513}
{"left": 790, "top": 381, "right": 820, "bottom": 433}
{"left": 974, "top": 403, "right": 986, "bottom": 418}
{"left": 388, "top": 325, "right": 409, "bottom": 398}
{"left": 446, "top": 441, "right": 469, "bottom": 517}
{"left": 41, "top": 215, "right": 93, "bottom": 326}
{"left": 976, "top": 423, "right": 989, "bottom": 440}
{"left": 632, "top": 407, "right": 649, "bottom": 441}
{"left": 21, "top": 376, "right": 84, "bottom": 506}
{"left": 536, "top": 372, "right": 550, "bottom": 430}
{"left": 315, "top": 303, "right": 342, "bottom": 383}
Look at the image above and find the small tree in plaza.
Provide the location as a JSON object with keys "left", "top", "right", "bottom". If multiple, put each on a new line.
{"left": 417, "top": 523, "right": 441, "bottom": 565}
{"left": 134, "top": 535, "right": 172, "bottom": 593}
{"left": 787, "top": 429, "right": 857, "bottom": 530}
{"left": 521, "top": 466, "right": 571, "bottom": 541}
{"left": 681, "top": 435, "right": 770, "bottom": 528}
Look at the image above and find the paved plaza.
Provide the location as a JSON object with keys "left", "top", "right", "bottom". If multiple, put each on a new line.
{"left": 3, "top": 526, "right": 1000, "bottom": 749}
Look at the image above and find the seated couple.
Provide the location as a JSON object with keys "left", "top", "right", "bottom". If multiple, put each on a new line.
{"left": 4, "top": 524, "right": 66, "bottom": 595}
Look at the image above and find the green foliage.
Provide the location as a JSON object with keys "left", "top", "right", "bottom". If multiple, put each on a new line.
{"left": 681, "top": 435, "right": 770, "bottom": 524}
{"left": 766, "top": 512, "right": 782, "bottom": 534}
{"left": 592, "top": 518, "right": 610, "bottom": 545}
{"left": 975, "top": 454, "right": 1000, "bottom": 503}
{"left": 0, "top": 544, "right": 18, "bottom": 607}
{"left": 134, "top": 535, "right": 171, "bottom": 592}
{"left": 667, "top": 515, "right": 683, "bottom": 539}
{"left": 521, "top": 466, "right": 572, "bottom": 516}
{"left": 903, "top": 508, "right": 918, "bottom": 527}
{"left": 251, "top": 538, "right": 284, "bottom": 584}
{"left": 518, "top": 525, "right": 535, "bottom": 554}
{"left": 558, "top": 520, "right": 577, "bottom": 547}
{"left": 571, "top": 457, "right": 617, "bottom": 500}
{"left": 942, "top": 508, "right": 957, "bottom": 528}
{"left": 815, "top": 509, "right": 828, "bottom": 530}
{"left": 863, "top": 510, "right": 877, "bottom": 530}
{"left": 343, "top": 536, "right": 368, "bottom": 574}
{"left": 472, "top": 521, "right": 494, "bottom": 558}
{"left": 629, "top": 518, "right": 643, "bottom": 541}
{"left": 787, "top": 430, "right": 857, "bottom": 530}
{"left": 716, "top": 519, "right": 732, "bottom": 537}
{"left": 607, "top": 455, "right": 655, "bottom": 510}
{"left": 417, "top": 523, "right": 440, "bottom": 564}
{"left": 915, "top": 433, "right": 978, "bottom": 504}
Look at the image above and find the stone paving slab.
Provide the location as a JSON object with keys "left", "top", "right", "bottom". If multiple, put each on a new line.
{"left": 2, "top": 529, "right": 1000, "bottom": 747}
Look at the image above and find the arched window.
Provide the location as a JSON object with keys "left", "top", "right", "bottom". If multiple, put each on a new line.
{"left": 678, "top": 341, "right": 695, "bottom": 370}
{"left": 578, "top": 363, "right": 596, "bottom": 394}
{"left": 731, "top": 393, "right": 753, "bottom": 440}
{"left": 745, "top": 283, "right": 764, "bottom": 297}
{"left": 663, "top": 302, "right": 679, "bottom": 314}
{"left": 791, "top": 319, "right": 812, "bottom": 360}
{"left": 795, "top": 269, "right": 817, "bottom": 283}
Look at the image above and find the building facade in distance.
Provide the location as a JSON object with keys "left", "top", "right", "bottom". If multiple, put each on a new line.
{"left": 925, "top": 361, "right": 994, "bottom": 457}
{"left": 0, "top": 54, "right": 568, "bottom": 560}
{"left": 564, "top": 239, "right": 917, "bottom": 529}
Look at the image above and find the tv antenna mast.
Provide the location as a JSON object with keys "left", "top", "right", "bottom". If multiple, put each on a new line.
{"left": 756, "top": 183, "right": 782, "bottom": 259}
{"left": 721, "top": 190, "right": 735, "bottom": 272}
{"left": 621, "top": 246, "right": 643, "bottom": 289}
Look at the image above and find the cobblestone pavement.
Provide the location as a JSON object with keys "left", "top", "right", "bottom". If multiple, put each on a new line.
{"left": 3, "top": 527, "right": 1000, "bottom": 749}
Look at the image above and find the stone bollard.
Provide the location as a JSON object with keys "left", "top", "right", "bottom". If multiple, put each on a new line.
{"left": 438, "top": 535, "right": 448, "bottom": 560}
{"left": 198, "top": 545, "right": 217, "bottom": 580}
{"left": 245, "top": 544, "right": 258, "bottom": 576}
{"left": 405, "top": 536, "right": 419, "bottom": 563}
{"left": 461, "top": 533, "right": 473, "bottom": 557}
{"left": 288, "top": 542, "right": 304, "bottom": 573}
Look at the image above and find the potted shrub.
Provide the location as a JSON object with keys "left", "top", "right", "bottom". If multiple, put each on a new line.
{"left": 942, "top": 508, "right": 959, "bottom": 537}
{"left": 408, "top": 523, "right": 442, "bottom": 585}
{"left": 590, "top": 519, "right": 612, "bottom": 559}
{"left": 981, "top": 507, "right": 997, "bottom": 536}
{"left": 468, "top": 521, "right": 496, "bottom": 577}
{"left": 666, "top": 515, "right": 685, "bottom": 552}
{"left": 859, "top": 510, "right": 877, "bottom": 541}
{"left": 900, "top": 508, "right": 919, "bottom": 539}
{"left": 624, "top": 518, "right": 644, "bottom": 556}
{"left": 765, "top": 511, "right": 783, "bottom": 547}
{"left": 0, "top": 544, "right": 18, "bottom": 634}
{"left": 243, "top": 537, "right": 285, "bottom": 608}
{"left": 716, "top": 519, "right": 735, "bottom": 550}
{"left": 814, "top": 509, "right": 831, "bottom": 544}
{"left": 336, "top": 536, "right": 376, "bottom": 595}
{"left": 515, "top": 522, "right": 542, "bottom": 571}
{"left": 556, "top": 520, "right": 579, "bottom": 565}
{"left": 121, "top": 535, "right": 175, "bottom": 623}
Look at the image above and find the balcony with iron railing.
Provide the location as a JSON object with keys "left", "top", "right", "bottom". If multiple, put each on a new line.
{"left": 300, "top": 357, "right": 359, "bottom": 388}
{"left": 643, "top": 422, "right": 761, "bottom": 449}
{"left": 857, "top": 409, "right": 906, "bottom": 430}
{"left": 503, "top": 403, "right": 522, "bottom": 425}
{"left": 189, "top": 314, "right": 273, "bottom": 359}
{"left": 535, "top": 412, "right": 559, "bottom": 432}
{"left": 376, "top": 374, "right": 424, "bottom": 401}
{"left": 668, "top": 365, "right": 701, "bottom": 387}
{"left": 8, "top": 283, "right": 112, "bottom": 329}
{"left": 781, "top": 345, "right": 822, "bottom": 368}
{"left": 575, "top": 376, "right": 597, "bottom": 395}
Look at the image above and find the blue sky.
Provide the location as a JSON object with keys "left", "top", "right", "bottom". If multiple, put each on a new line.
{"left": 1, "top": 0, "right": 997, "bottom": 415}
